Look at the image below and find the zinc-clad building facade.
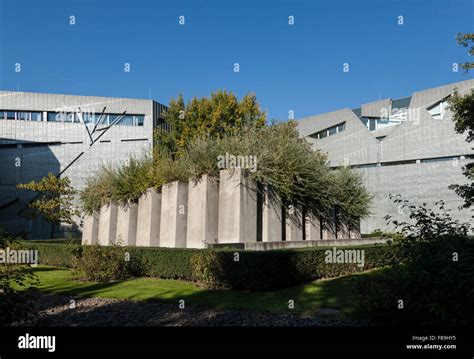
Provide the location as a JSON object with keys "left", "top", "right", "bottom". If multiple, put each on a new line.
{"left": 297, "top": 79, "right": 474, "bottom": 234}
{"left": 0, "top": 91, "right": 167, "bottom": 238}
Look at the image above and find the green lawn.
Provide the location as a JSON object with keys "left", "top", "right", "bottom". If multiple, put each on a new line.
{"left": 24, "top": 266, "right": 379, "bottom": 317}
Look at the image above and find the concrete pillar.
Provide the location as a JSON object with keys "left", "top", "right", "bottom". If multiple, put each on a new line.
{"left": 305, "top": 212, "right": 321, "bottom": 241}
{"left": 217, "top": 168, "right": 258, "bottom": 243}
{"left": 186, "top": 175, "right": 219, "bottom": 248}
{"left": 350, "top": 220, "right": 361, "bottom": 239}
{"left": 262, "top": 188, "right": 282, "bottom": 242}
{"left": 97, "top": 204, "right": 118, "bottom": 245}
{"left": 115, "top": 203, "right": 138, "bottom": 246}
{"left": 337, "top": 217, "right": 350, "bottom": 239}
{"left": 159, "top": 181, "right": 188, "bottom": 248}
{"left": 286, "top": 204, "right": 303, "bottom": 241}
{"left": 136, "top": 188, "right": 161, "bottom": 247}
{"left": 322, "top": 207, "right": 336, "bottom": 240}
{"left": 81, "top": 212, "right": 99, "bottom": 245}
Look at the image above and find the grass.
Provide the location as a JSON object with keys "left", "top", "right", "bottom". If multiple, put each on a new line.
{"left": 22, "top": 266, "right": 380, "bottom": 317}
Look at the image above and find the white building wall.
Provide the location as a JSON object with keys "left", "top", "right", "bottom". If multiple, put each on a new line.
{"left": 297, "top": 79, "right": 474, "bottom": 234}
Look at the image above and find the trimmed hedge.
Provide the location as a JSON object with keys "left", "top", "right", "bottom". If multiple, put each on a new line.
{"left": 20, "top": 242, "right": 400, "bottom": 291}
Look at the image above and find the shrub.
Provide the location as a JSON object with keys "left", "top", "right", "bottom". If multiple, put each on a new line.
{"left": 71, "top": 244, "right": 143, "bottom": 282}
{"left": 80, "top": 167, "right": 115, "bottom": 214}
{"left": 21, "top": 241, "right": 399, "bottom": 290}
{"left": 355, "top": 197, "right": 474, "bottom": 326}
{"left": 20, "top": 241, "right": 80, "bottom": 267}
{"left": 0, "top": 228, "right": 39, "bottom": 325}
{"left": 354, "top": 236, "right": 474, "bottom": 326}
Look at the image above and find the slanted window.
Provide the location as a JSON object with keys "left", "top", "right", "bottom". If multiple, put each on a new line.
{"left": 309, "top": 122, "right": 346, "bottom": 140}
{"left": 427, "top": 100, "right": 448, "bottom": 120}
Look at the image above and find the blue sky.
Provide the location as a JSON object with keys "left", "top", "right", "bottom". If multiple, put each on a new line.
{"left": 0, "top": 0, "right": 472, "bottom": 120}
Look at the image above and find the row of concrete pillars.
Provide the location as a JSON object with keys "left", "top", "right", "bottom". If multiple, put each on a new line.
{"left": 82, "top": 168, "right": 360, "bottom": 248}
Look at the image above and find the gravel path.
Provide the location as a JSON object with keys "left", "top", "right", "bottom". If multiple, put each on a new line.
{"left": 22, "top": 293, "right": 365, "bottom": 327}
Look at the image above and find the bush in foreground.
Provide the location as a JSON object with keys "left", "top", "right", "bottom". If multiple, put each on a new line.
{"left": 20, "top": 241, "right": 399, "bottom": 291}
{"left": 354, "top": 197, "right": 473, "bottom": 326}
{"left": 0, "top": 228, "right": 39, "bottom": 325}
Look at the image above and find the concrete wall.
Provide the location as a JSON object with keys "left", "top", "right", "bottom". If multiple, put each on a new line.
{"left": 186, "top": 175, "right": 219, "bottom": 248}
{"left": 305, "top": 213, "right": 321, "bottom": 241}
{"left": 262, "top": 188, "right": 282, "bottom": 242}
{"left": 159, "top": 181, "right": 188, "bottom": 248}
{"left": 136, "top": 188, "right": 161, "bottom": 247}
{"left": 285, "top": 205, "right": 303, "bottom": 241}
{"left": 350, "top": 221, "right": 361, "bottom": 239}
{"left": 84, "top": 173, "right": 362, "bottom": 249}
{"left": 97, "top": 204, "right": 118, "bottom": 245}
{"left": 322, "top": 208, "right": 336, "bottom": 239}
{"left": 115, "top": 203, "right": 138, "bottom": 246}
{"left": 337, "top": 215, "right": 350, "bottom": 239}
{"left": 243, "top": 238, "right": 387, "bottom": 251}
{"left": 217, "top": 168, "right": 258, "bottom": 243}
{"left": 81, "top": 212, "right": 99, "bottom": 245}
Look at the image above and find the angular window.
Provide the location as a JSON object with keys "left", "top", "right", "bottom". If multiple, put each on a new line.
{"left": 6, "top": 111, "right": 16, "bottom": 120}
{"left": 309, "top": 122, "right": 345, "bottom": 139}
{"left": 427, "top": 100, "right": 448, "bottom": 120}
{"left": 369, "top": 119, "right": 376, "bottom": 131}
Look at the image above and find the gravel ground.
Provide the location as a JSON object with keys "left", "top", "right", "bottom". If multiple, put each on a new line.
{"left": 20, "top": 293, "right": 366, "bottom": 327}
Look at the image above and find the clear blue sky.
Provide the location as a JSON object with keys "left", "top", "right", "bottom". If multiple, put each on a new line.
{"left": 0, "top": 0, "right": 472, "bottom": 120}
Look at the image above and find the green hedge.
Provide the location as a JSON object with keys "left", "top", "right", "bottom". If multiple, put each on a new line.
{"left": 20, "top": 242, "right": 400, "bottom": 291}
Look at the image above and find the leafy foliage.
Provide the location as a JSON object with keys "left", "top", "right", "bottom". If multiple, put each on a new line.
{"left": 82, "top": 120, "right": 372, "bottom": 222}
{"left": 455, "top": 32, "right": 474, "bottom": 73}
{"left": 448, "top": 34, "right": 474, "bottom": 208}
{"left": 80, "top": 167, "right": 115, "bottom": 215}
{"left": 355, "top": 196, "right": 474, "bottom": 326}
{"left": 384, "top": 194, "right": 471, "bottom": 241}
{"left": 71, "top": 244, "right": 142, "bottom": 282}
{"left": 156, "top": 91, "right": 266, "bottom": 155}
{"left": 448, "top": 89, "right": 474, "bottom": 208}
{"left": 0, "top": 228, "right": 39, "bottom": 325}
{"left": 17, "top": 173, "right": 79, "bottom": 225}
{"left": 449, "top": 89, "right": 474, "bottom": 143}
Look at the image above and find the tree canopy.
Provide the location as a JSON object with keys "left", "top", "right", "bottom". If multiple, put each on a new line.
{"left": 155, "top": 90, "right": 266, "bottom": 155}
{"left": 17, "top": 173, "right": 79, "bottom": 237}
{"left": 448, "top": 32, "right": 474, "bottom": 208}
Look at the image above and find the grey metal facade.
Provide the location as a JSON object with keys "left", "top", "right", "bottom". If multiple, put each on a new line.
{"left": 0, "top": 91, "right": 166, "bottom": 238}
{"left": 297, "top": 79, "right": 474, "bottom": 234}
